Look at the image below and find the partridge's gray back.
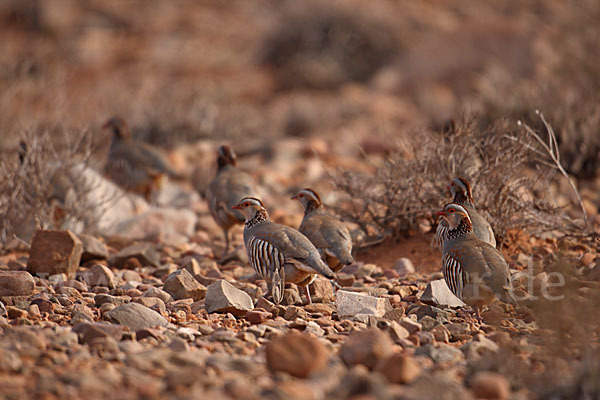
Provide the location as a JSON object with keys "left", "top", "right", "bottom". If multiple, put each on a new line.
{"left": 300, "top": 210, "right": 354, "bottom": 266}
{"left": 207, "top": 165, "right": 255, "bottom": 227}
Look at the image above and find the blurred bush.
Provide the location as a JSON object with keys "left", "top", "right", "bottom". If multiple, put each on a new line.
{"left": 259, "top": 1, "right": 399, "bottom": 90}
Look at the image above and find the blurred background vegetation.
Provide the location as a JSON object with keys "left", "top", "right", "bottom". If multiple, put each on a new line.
{"left": 0, "top": 0, "right": 597, "bottom": 178}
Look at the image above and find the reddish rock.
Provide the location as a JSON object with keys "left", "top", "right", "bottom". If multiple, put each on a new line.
{"left": 309, "top": 276, "right": 334, "bottom": 303}
{"left": 246, "top": 309, "right": 272, "bottom": 324}
{"left": 340, "top": 328, "right": 394, "bottom": 370}
{"left": 73, "top": 322, "right": 124, "bottom": 344}
{"left": 27, "top": 230, "right": 83, "bottom": 278}
{"left": 0, "top": 271, "right": 35, "bottom": 296}
{"left": 163, "top": 269, "right": 206, "bottom": 301}
{"left": 266, "top": 330, "right": 330, "bottom": 378}
{"left": 82, "top": 264, "right": 115, "bottom": 289}
{"left": 470, "top": 371, "right": 510, "bottom": 399}
{"left": 377, "top": 353, "right": 422, "bottom": 384}
{"left": 111, "top": 243, "right": 160, "bottom": 268}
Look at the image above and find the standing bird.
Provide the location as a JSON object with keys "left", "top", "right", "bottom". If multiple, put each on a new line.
{"left": 206, "top": 145, "right": 257, "bottom": 255}
{"left": 232, "top": 197, "right": 336, "bottom": 305}
{"left": 437, "top": 203, "right": 514, "bottom": 320}
{"left": 291, "top": 188, "right": 354, "bottom": 278}
{"left": 435, "top": 177, "right": 496, "bottom": 250}
{"left": 102, "top": 117, "right": 181, "bottom": 203}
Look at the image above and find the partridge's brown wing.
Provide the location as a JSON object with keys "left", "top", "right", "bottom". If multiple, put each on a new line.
{"left": 300, "top": 212, "right": 354, "bottom": 265}
{"left": 207, "top": 166, "right": 255, "bottom": 229}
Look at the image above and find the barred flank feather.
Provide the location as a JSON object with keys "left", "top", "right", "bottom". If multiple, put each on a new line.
{"left": 248, "top": 236, "right": 286, "bottom": 304}
{"left": 442, "top": 252, "right": 466, "bottom": 300}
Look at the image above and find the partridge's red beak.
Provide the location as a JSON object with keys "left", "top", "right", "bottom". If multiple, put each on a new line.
{"left": 290, "top": 194, "right": 298, "bottom": 200}
{"left": 232, "top": 205, "right": 241, "bottom": 210}
{"left": 436, "top": 211, "right": 446, "bottom": 217}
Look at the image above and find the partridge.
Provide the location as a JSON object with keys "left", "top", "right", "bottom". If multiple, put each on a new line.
{"left": 291, "top": 188, "right": 354, "bottom": 275}
{"left": 102, "top": 117, "right": 181, "bottom": 203}
{"left": 437, "top": 203, "right": 513, "bottom": 320}
{"left": 232, "top": 197, "right": 336, "bottom": 305}
{"left": 436, "top": 177, "right": 496, "bottom": 249}
{"left": 206, "top": 145, "right": 257, "bottom": 254}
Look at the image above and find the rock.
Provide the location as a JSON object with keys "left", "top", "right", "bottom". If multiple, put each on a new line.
{"left": 265, "top": 330, "right": 329, "bottom": 378}
{"left": 354, "top": 263, "right": 380, "bottom": 278}
{"left": 142, "top": 287, "right": 173, "bottom": 303}
{"left": 168, "top": 337, "right": 190, "bottom": 352}
{"left": 336, "top": 290, "right": 392, "bottom": 318}
{"left": 82, "top": 264, "right": 116, "bottom": 289}
{"left": 399, "top": 317, "right": 422, "bottom": 334}
{"left": 394, "top": 258, "right": 415, "bottom": 277}
{"left": 112, "top": 242, "right": 160, "bottom": 268}
{"left": 0, "top": 271, "right": 35, "bottom": 296}
{"left": 421, "top": 279, "right": 465, "bottom": 307}
{"left": 376, "top": 354, "right": 421, "bottom": 384}
{"left": 382, "top": 308, "right": 405, "bottom": 322}
{"left": 134, "top": 297, "right": 167, "bottom": 314}
{"left": 205, "top": 280, "right": 254, "bottom": 316}
{"left": 246, "top": 309, "right": 272, "bottom": 324}
{"left": 163, "top": 269, "right": 206, "bottom": 301}
{"left": 7, "top": 306, "right": 27, "bottom": 319}
{"left": 415, "top": 343, "right": 465, "bottom": 364}
{"left": 182, "top": 258, "right": 201, "bottom": 275}
{"left": 27, "top": 230, "right": 83, "bottom": 278}
{"left": 336, "top": 272, "right": 355, "bottom": 287}
{"left": 105, "top": 302, "right": 168, "bottom": 331}
{"left": 109, "top": 208, "right": 197, "bottom": 244}
{"left": 417, "top": 315, "right": 441, "bottom": 331}
{"left": 94, "top": 294, "right": 130, "bottom": 307}
{"left": 431, "top": 325, "right": 451, "bottom": 343}
{"left": 79, "top": 234, "right": 109, "bottom": 261}
{"left": 385, "top": 321, "right": 410, "bottom": 343}
{"left": 284, "top": 305, "right": 309, "bottom": 321}
{"left": 283, "top": 287, "right": 303, "bottom": 305}
{"left": 73, "top": 322, "right": 124, "bottom": 344}
{"left": 461, "top": 334, "right": 499, "bottom": 360}
{"left": 304, "top": 303, "right": 335, "bottom": 316}
{"left": 470, "top": 371, "right": 510, "bottom": 400}
{"left": 340, "top": 328, "right": 394, "bottom": 370}
{"left": 309, "top": 276, "right": 334, "bottom": 303}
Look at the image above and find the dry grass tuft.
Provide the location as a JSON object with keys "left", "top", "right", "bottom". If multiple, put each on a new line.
{"left": 332, "top": 116, "right": 589, "bottom": 246}
{"left": 0, "top": 130, "right": 100, "bottom": 246}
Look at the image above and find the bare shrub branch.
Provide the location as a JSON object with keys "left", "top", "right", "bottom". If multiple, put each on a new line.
{"left": 332, "top": 117, "right": 590, "bottom": 246}
{"left": 0, "top": 129, "right": 106, "bottom": 247}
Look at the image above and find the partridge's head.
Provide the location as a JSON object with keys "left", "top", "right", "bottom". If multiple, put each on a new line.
{"left": 232, "top": 197, "right": 267, "bottom": 219}
{"left": 448, "top": 177, "right": 474, "bottom": 203}
{"left": 102, "top": 117, "right": 130, "bottom": 139}
{"left": 291, "top": 188, "right": 322, "bottom": 209}
{"left": 437, "top": 203, "right": 471, "bottom": 229}
{"left": 217, "top": 145, "right": 237, "bottom": 169}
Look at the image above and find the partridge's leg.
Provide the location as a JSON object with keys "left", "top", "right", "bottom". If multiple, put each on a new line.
{"left": 223, "top": 229, "right": 230, "bottom": 255}
{"left": 303, "top": 285, "right": 312, "bottom": 305}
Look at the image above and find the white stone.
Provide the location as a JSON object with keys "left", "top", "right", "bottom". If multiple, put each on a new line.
{"left": 336, "top": 290, "right": 392, "bottom": 318}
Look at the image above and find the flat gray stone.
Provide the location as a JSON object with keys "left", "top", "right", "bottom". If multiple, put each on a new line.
{"left": 336, "top": 290, "right": 392, "bottom": 318}
{"left": 205, "top": 280, "right": 254, "bottom": 316}
{"left": 106, "top": 302, "right": 168, "bottom": 331}
{"left": 420, "top": 279, "right": 465, "bottom": 307}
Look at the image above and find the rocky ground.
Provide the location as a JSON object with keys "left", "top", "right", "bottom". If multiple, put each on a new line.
{"left": 0, "top": 136, "right": 599, "bottom": 400}
{"left": 1, "top": 1, "right": 600, "bottom": 399}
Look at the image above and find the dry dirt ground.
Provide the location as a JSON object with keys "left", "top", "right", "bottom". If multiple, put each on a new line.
{"left": 0, "top": 1, "right": 599, "bottom": 399}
